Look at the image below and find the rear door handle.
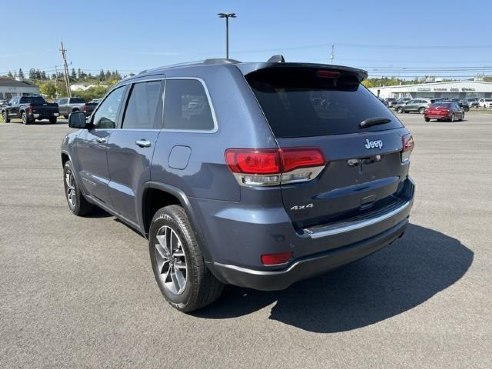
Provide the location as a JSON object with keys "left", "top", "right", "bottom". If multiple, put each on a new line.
{"left": 96, "top": 137, "right": 107, "bottom": 144}
{"left": 135, "top": 139, "right": 151, "bottom": 148}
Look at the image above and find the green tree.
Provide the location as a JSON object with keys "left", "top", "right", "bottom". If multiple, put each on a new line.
{"left": 18, "top": 68, "right": 25, "bottom": 79}
{"left": 39, "top": 81, "right": 57, "bottom": 99}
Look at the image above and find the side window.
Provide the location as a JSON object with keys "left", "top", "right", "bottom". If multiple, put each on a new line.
{"left": 59, "top": 98, "right": 67, "bottom": 105}
{"left": 163, "top": 79, "right": 215, "bottom": 131}
{"left": 122, "top": 81, "right": 162, "bottom": 129}
{"left": 92, "top": 86, "right": 125, "bottom": 129}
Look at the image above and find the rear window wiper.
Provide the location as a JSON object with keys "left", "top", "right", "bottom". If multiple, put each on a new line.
{"left": 359, "top": 117, "right": 391, "bottom": 129}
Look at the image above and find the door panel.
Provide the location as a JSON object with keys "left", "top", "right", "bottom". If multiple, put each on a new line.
{"left": 75, "top": 129, "right": 112, "bottom": 204}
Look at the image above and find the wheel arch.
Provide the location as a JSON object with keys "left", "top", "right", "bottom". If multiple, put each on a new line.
{"left": 139, "top": 182, "right": 213, "bottom": 262}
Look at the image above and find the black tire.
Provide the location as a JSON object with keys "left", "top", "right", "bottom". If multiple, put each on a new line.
{"left": 418, "top": 107, "right": 425, "bottom": 114}
{"left": 64, "top": 115, "right": 69, "bottom": 119}
{"left": 450, "top": 113, "right": 456, "bottom": 122}
{"left": 49, "top": 117, "right": 57, "bottom": 124}
{"left": 21, "top": 112, "right": 29, "bottom": 124}
{"left": 460, "top": 113, "right": 464, "bottom": 121}
{"left": 2, "top": 110, "right": 9, "bottom": 123}
{"left": 424, "top": 117, "right": 430, "bottom": 122}
{"left": 149, "top": 205, "right": 224, "bottom": 313}
{"left": 63, "top": 161, "right": 94, "bottom": 216}
{"left": 397, "top": 107, "right": 404, "bottom": 113}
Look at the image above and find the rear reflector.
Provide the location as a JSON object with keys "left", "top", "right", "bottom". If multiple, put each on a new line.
{"left": 225, "top": 148, "right": 326, "bottom": 186}
{"left": 261, "top": 251, "right": 293, "bottom": 265}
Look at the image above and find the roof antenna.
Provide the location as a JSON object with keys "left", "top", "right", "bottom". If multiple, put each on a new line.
{"left": 267, "top": 55, "right": 285, "bottom": 63}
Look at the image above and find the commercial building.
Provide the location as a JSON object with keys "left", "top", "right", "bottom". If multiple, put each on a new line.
{"left": 369, "top": 80, "right": 492, "bottom": 100}
{"left": 0, "top": 78, "right": 39, "bottom": 100}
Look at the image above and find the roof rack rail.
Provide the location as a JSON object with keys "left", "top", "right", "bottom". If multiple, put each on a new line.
{"left": 203, "top": 58, "right": 241, "bottom": 65}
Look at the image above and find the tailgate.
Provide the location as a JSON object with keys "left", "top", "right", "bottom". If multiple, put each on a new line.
{"left": 245, "top": 65, "right": 412, "bottom": 229}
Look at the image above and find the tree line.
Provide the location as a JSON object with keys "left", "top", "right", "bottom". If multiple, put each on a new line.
{"left": 2, "top": 68, "right": 131, "bottom": 101}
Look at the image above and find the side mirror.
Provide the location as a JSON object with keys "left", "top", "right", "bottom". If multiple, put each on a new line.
{"left": 68, "top": 111, "right": 89, "bottom": 129}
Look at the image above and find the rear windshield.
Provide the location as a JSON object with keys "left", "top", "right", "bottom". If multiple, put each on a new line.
{"left": 432, "top": 103, "right": 452, "bottom": 108}
{"left": 246, "top": 68, "right": 402, "bottom": 137}
{"left": 20, "top": 96, "right": 46, "bottom": 104}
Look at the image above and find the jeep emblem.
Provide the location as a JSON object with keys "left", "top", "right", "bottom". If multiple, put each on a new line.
{"left": 365, "top": 139, "right": 383, "bottom": 150}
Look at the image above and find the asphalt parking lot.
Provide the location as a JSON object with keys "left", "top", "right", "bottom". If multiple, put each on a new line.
{"left": 0, "top": 112, "right": 490, "bottom": 369}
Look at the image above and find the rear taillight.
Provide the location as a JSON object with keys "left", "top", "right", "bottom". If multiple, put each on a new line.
{"left": 225, "top": 148, "right": 326, "bottom": 187}
{"left": 27, "top": 104, "right": 33, "bottom": 114}
{"left": 401, "top": 134, "right": 414, "bottom": 163}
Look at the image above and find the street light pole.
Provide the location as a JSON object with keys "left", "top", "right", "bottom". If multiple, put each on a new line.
{"left": 218, "top": 13, "right": 236, "bottom": 59}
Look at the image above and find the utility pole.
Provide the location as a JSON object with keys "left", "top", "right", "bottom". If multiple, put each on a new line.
{"left": 330, "top": 44, "right": 335, "bottom": 64}
{"left": 60, "top": 42, "right": 71, "bottom": 97}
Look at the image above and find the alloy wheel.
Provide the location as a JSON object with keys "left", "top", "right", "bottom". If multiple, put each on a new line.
{"left": 65, "top": 169, "right": 76, "bottom": 208}
{"left": 154, "top": 226, "right": 188, "bottom": 295}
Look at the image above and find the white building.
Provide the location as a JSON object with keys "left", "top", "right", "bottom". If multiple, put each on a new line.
{"left": 369, "top": 81, "right": 492, "bottom": 100}
{"left": 0, "top": 78, "right": 39, "bottom": 100}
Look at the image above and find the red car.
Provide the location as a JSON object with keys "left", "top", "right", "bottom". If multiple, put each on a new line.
{"left": 424, "top": 102, "right": 464, "bottom": 122}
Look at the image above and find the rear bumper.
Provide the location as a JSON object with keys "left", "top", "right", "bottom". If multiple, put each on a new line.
{"left": 209, "top": 218, "right": 408, "bottom": 291}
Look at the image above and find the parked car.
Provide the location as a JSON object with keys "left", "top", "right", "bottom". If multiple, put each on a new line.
{"left": 424, "top": 102, "right": 465, "bottom": 122}
{"left": 392, "top": 98, "right": 411, "bottom": 109}
{"left": 62, "top": 57, "right": 415, "bottom": 312}
{"left": 55, "top": 97, "right": 87, "bottom": 118}
{"left": 384, "top": 97, "right": 397, "bottom": 107}
{"left": 466, "top": 98, "right": 479, "bottom": 108}
{"left": 478, "top": 98, "right": 492, "bottom": 108}
{"left": 1, "top": 95, "right": 59, "bottom": 124}
{"left": 82, "top": 101, "right": 99, "bottom": 117}
{"left": 396, "top": 98, "right": 432, "bottom": 114}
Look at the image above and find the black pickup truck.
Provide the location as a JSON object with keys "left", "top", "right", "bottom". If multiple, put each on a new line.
{"left": 1, "top": 95, "right": 59, "bottom": 124}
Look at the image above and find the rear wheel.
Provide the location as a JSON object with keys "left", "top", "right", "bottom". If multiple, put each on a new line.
{"left": 21, "top": 112, "right": 30, "bottom": 124}
{"left": 2, "top": 111, "right": 9, "bottom": 123}
{"left": 63, "top": 161, "right": 94, "bottom": 216}
{"left": 424, "top": 117, "right": 430, "bottom": 122}
{"left": 149, "top": 205, "right": 224, "bottom": 313}
{"left": 397, "top": 107, "right": 404, "bottom": 113}
{"left": 418, "top": 107, "right": 425, "bottom": 114}
{"left": 49, "top": 117, "right": 57, "bottom": 124}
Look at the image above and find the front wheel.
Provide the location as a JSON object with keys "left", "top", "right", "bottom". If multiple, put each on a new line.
{"left": 397, "top": 107, "right": 404, "bottom": 113}
{"left": 49, "top": 117, "right": 57, "bottom": 124}
{"left": 63, "top": 161, "right": 94, "bottom": 216}
{"left": 149, "top": 205, "right": 224, "bottom": 313}
{"left": 450, "top": 113, "right": 456, "bottom": 122}
{"left": 418, "top": 107, "right": 425, "bottom": 114}
{"left": 424, "top": 117, "right": 430, "bottom": 122}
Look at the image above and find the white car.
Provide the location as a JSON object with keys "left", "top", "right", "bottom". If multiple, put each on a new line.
{"left": 478, "top": 98, "right": 492, "bottom": 108}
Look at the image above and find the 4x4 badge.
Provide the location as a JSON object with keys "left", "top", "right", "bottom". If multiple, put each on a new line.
{"left": 365, "top": 139, "right": 383, "bottom": 149}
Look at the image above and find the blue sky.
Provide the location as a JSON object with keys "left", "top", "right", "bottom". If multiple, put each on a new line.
{"left": 1, "top": 0, "right": 491, "bottom": 79}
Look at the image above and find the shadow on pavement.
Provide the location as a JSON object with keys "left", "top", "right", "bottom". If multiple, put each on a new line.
{"left": 194, "top": 224, "right": 473, "bottom": 333}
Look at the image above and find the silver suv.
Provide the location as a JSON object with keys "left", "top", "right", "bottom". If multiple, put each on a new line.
{"left": 397, "top": 98, "right": 432, "bottom": 114}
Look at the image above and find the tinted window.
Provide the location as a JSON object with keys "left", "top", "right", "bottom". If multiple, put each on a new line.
{"left": 58, "top": 98, "right": 67, "bottom": 105}
{"left": 246, "top": 67, "right": 403, "bottom": 137}
{"left": 70, "top": 98, "right": 85, "bottom": 103}
{"left": 92, "top": 86, "right": 125, "bottom": 129}
{"left": 122, "top": 81, "right": 161, "bottom": 129}
{"left": 163, "top": 79, "right": 214, "bottom": 131}
{"left": 19, "top": 96, "right": 46, "bottom": 104}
